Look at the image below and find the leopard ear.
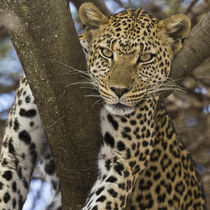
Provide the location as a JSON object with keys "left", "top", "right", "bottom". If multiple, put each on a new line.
{"left": 79, "top": 2, "right": 108, "bottom": 29}
{"left": 158, "top": 14, "right": 191, "bottom": 53}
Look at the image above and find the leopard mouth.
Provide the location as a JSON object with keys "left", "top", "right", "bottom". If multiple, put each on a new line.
{"left": 105, "top": 103, "right": 135, "bottom": 116}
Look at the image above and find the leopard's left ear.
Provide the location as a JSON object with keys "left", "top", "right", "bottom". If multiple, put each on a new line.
{"left": 79, "top": 2, "right": 108, "bottom": 29}
{"left": 158, "top": 14, "right": 191, "bottom": 53}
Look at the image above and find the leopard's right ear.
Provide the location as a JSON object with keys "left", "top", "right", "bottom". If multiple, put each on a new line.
{"left": 79, "top": 2, "right": 108, "bottom": 29}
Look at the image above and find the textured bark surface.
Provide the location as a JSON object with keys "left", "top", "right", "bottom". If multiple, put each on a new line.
{"left": 0, "top": 1, "right": 209, "bottom": 209}
{"left": 0, "top": 121, "right": 5, "bottom": 152}
{"left": 161, "top": 12, "right": 210, "bottom": 100}
{"left": 171, "top": 12, "right": 210, "bottom": 81}
{"left": 0, "top": 0, "right": 99, "bottom": 209}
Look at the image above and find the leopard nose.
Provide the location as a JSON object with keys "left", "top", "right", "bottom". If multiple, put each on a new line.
{"left": 110, "top": 87, "right": 129, "bottom": 98}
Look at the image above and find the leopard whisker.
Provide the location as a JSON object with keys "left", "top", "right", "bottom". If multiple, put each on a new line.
{"left": 165, "top": 77, "right": 185, "bottom": 83}
{"left": 91, "top": 98, "right": 104, "bottom": 108}
{"left": 147, "top": 87, "right": 186, "bottom": 94}
{"left": 84, "top": 95, "right": 101, "bottom": 98}
{"left": 54, "top": 60, "right": 90, "bottom": 77}
{"left": 80, "top": 86, "right": 99, "bottom": 91}
{"left": 160, "top": 85, "right": 186, "bottom": 91}
{"left": 66, "top": 81, "right": 95, "bottom": 88}
{"left": 162, "top": 79, "right": 186, "bottom": 90}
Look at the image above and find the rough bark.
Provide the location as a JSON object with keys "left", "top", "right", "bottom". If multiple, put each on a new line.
{"left": 0, "top": 26, "right": 8, "bottom": 38}
{"left": 161, "top": 12, "right": 210, "bottom": 100}
{"left": 0, "top": 1, "right": 210, "bottom": 209}
{"left": 0, "top": 0, "right": 99, "bottom": 209}
{"left": 0, "top": 120, "right": 5, "bottom": 152}
{"left": 171, "top": 12, "right": 210, "bottom": 82}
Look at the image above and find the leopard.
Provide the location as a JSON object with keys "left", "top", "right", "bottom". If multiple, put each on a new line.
{"left": 0, "top": 2, "right": 206, "bottom": 210}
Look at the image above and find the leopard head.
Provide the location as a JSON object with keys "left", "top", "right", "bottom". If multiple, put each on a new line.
{"left": 79, "top": 3, "right": 191, "bottom": 115}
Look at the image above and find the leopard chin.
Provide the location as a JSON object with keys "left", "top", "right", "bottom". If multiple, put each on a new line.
{"left": 105, "top": 103, "right": 135, "bottom": 116}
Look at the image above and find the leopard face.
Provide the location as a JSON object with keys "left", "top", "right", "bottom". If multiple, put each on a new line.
{"left": 79, "top": 3, "right": 191, "bottom": 115}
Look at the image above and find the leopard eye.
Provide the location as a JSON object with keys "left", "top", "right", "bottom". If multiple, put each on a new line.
{"left": 100, "top": 47, "right": 113, "bottom": 59}
{"left": 137, "top": 53, "right": 155, "bottom": 63}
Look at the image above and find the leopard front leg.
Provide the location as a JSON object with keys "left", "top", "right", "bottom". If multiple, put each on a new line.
{"left": 83, "top": 103, "right": 157, "bottom": 210}
{"left": 83, "top": 144, "right": 135, "bottom": 210}
{"left": 38, "top": 142, "right": 62, "bottom": 210}
{"left": 0, "top": 75, "right": 61, "bottom": 210}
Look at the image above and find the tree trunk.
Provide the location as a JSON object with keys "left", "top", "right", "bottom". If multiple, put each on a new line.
{"left": 0, "top": 1, "right": 210, "bottom": 209}
{"left": 0, "top": 0, "right": 99, "bottom": 209}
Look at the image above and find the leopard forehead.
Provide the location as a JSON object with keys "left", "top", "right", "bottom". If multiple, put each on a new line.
{"left": 87, "top": 9, "right": 172, "bottom": 83}
{"left": 91, "top": 9, "right": 161, "bottom": 53}
{"left": 87, "top": 8, "right": 172, "bottom": 74}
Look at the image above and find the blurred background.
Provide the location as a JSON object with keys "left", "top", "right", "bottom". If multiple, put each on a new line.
{"left": 0, "top": 0, "right": 210, "bottom": 209}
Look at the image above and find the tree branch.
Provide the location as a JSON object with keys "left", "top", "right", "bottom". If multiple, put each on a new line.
{"left": 185, "top": 0, "right": 200, "bottom": 14}
{"left": 161, "top": 12, "right": 210, "bottom": 100}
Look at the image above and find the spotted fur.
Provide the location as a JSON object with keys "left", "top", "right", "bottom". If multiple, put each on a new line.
{"left": 0, "top": 77, "right": 61, "bottom": 210}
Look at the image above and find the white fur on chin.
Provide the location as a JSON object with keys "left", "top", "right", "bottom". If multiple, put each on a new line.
{"left": 105, "top": 104, "right": 135, "bottom": 116}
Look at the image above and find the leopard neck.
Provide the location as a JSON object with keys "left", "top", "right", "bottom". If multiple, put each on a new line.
{"left": 100, "top": 98, "right": 159, "bottom": 175}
